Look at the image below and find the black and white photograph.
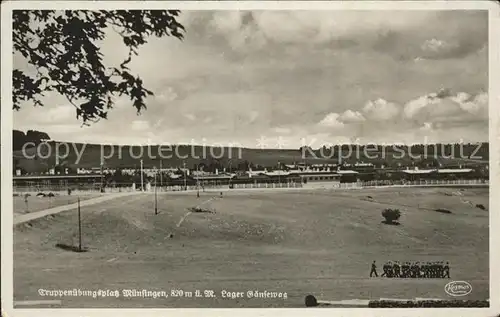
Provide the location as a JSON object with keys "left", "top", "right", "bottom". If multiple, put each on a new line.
{"left": 2, "top": 1, "right": 499, "bottom": 315}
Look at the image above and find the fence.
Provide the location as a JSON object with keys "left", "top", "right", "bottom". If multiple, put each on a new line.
{"left": 13, "top": 178, "right": 487, "bottom": 194}
{"left": 338, "top": 179, "right": 489, "bottom": 189}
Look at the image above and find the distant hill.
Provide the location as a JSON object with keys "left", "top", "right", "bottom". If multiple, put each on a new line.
{"left": 12, "top": 139, "right": 489, "bottom": 174}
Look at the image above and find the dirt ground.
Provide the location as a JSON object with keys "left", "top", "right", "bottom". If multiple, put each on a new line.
{"left": 13, "top": 187, "right": 489, "bottom": 308}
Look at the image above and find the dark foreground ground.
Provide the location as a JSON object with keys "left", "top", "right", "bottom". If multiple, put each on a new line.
{"left": 13, "top": 187, "right": 489, "bottom": 308}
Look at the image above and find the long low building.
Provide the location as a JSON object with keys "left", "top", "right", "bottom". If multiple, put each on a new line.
{"left": 398, "top": 168, "right": 480, "bottom": 181}
{"left": 13, "top": 174, "right": 104, "bottom": 191}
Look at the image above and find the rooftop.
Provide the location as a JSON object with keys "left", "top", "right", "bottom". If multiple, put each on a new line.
{"left": 402, "top": 168, "right": 474, "bottom": 174}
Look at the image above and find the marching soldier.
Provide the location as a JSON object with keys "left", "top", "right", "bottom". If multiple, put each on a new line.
{"left": 402, "top": 262, "right": 409, "bottom": 278}
{"left": 432, "top": 262, "right": 439, "bottom": 278}
{"left": 422, "top": 262, "right": 428, "bottom": 278}
{"left": 387, "top": 261, "right": 394, "bottom": 278}
{"left": 436, "top": 262, "right": 442, "bottom": 278}
{"left": 370, "top": 261, "right": 378, "bottom": 277}
{"left": 381, "top": 261, "right": 389, "bottom": 277}
{"left": 443, "top": 262, "right": 450, "bottom": 278}
{"left": 411, "top": 262, "right": 418, "bottom": 278}
{"left": 393, "top": 261, "right": 400, "bottom": 278}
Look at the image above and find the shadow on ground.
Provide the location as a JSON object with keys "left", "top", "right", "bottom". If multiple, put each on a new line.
{"left": 55, "top": 243, "right": 89, "bottom": 253}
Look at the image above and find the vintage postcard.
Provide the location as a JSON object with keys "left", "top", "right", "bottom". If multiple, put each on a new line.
{"left": 1, "top": 1, "right": 499, "bottom": 317}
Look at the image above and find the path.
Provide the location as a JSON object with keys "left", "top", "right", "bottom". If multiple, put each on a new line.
{"left": 176, "top": 196, "right": 220, "bottom": 228}
{"left": 13, "top": 192, "right": 142, "bottom": 225}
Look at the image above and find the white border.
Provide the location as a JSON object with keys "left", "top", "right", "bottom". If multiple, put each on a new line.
{"left": 1, "top": 1, "right": 499, "bottom": 317}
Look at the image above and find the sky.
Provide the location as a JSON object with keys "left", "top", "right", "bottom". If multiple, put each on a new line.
{"left": 13, "top": 10, "right": 489, "bottom": 148}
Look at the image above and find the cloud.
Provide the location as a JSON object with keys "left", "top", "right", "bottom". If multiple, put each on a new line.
{"left": 420, "top": 122, "right": 433, "bottom": 131}
{"left": 155, "top": 87, "right": 178, "bottom": 102}
{"left": 318, "top": 113, "right": 345, "bottom": 128}
{"left": 362, "top": 99, "right": 400, "bottom": 121}
{"left": 248, "top": 110, "right": 259, "bottom": 123}
{"left": 13, "top": 11, "right": 488, "bottom": 147}
{"left": 421, "top": 38, "right": 450, "bottom": 53}
{"left": 131, "top": 120, "right": 149, "bottom": 131}
{"left": 273, "top": 127, "right": 292, "bottom": 135}
{"left": 339, "top": 110, "right": 365, "bottom": 123}
{"left": 183, "top": 113, "right": 196, "bottom": 121}
{"left": 208, "top": 11, "right": 439, "bottom": 49}
{"left": 452, "top": 92, "right": 488, "bottom": 116}
{"left": 403, "top": 90, "right": 488, "bottom": 125}
{"left": 313, "top": 88, "right": 487, "bottom": 145}
{"left": 371, "top": 11, "right": 487, "bottom": 61}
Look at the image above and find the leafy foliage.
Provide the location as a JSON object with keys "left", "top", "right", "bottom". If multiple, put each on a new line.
{"left": 13, "top": 129, "right": 50, "bottom": 151}
{"left": 13, "top": 10, "right": 185, "bottom": 124}
{"left": 381, "top": 208, "right": 401, "bottom": 223}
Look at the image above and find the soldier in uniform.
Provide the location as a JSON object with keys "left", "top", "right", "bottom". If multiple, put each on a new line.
{"left": 443, "top": 262, "right": 450, "bottom": 278}
{"left": 427, "top": 262, "right": 433, "bottom": 278}
{"left": 370, "top": 261, "right": 378, "bottom": 277}
{"left": 411, "top": 262, "right": 418, "bottom": 278}
{"left": 401, "top": 262, "right": 409, "bottom": 278}
{"left": 387, "top": 261, "right": 394, "bottom": 278}
{"left": 393, "top": 261, "right": 401, "bottom": 278}
{"left": 381, "top": 261, "right": 390, "bottom": 277}
{"left": 423, "top": 262, "right": 430, "bottom": 278}
{"left": 437, "top": 262, "right": 444, "bottom": 278}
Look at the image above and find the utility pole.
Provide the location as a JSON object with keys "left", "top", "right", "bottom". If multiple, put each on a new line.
{"left": 100, "top": 161, "right": 104, "bottom": 192}
{"left": 183, "top": 161, "right": 187, "bottom": 190}
{"left": 140, "top": 159, "right": 144, "bottom": 192}
{"left": 154, "top": 168, "right": 158, "bottom": 215}
{"left": 196, "top": 163, "right": 200, "bottom": 198}
{"left": 78, "top": 197, "right": 82, "bottom": 252}
{"left": 278, "top": 161, "right": 281, "bottom": 184}
{"left": 228, "top": 159, "right": 232, "bottom": 188}
{"left": 160, "top": 159, "right": 163, "bottom": 187}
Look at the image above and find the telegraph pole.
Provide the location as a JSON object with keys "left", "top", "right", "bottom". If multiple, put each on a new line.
{"left": 100, "top": 161, "right": 104, "bottom": 192}
{"left": 154, "top": 168, "right": 158, "bottom": 215}
{"left": 278, "top": 161, "right": 281, "bottom": 184}
{"left": 183, "top": 161, "right": 187, "bottom": 190}
{"left": 196, "top": 163, "right": 200, "bottom": 198}
{"left": 140, "top": 159, "right": 144, "bottom": 192}
{"left": 159, "top": 159, "right": 163, "bottom": 187}
{"left": 78, "top": 197, "right": 82, "bottom": 252}
{"left": 228, "top": 159, "right": 233, "bottom": 188}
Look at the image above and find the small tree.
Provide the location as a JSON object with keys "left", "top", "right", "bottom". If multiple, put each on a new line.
{"left": 382, "top": 208, "right": 401, "bottom": 224}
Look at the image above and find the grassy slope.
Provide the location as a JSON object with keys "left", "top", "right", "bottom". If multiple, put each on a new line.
{"left": 13, "top": 187, "right": 489, "bottom": 308}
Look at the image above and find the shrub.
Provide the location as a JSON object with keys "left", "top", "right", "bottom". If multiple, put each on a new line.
{"left": 304, "top": 295, "right": 318, "bottom": 307}
{"left": 47, "top": 192, "right": 55, "bottom": 197}
{"left": 382, "top": 208, "right": 401, "bottom": 224}
{"left": 36, "top": 192, "right": 46, "bottom": 197}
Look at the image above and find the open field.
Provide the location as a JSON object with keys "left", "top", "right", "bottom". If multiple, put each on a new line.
{"left": 13, "top": 193, "right": 103, "bottom": 216}
{"left": 13, "top": 187, "right": 489, "bottom": 308}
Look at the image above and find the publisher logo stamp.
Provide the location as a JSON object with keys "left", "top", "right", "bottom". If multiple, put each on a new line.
{"left": 444, "top": 281, "right": 472, "bottom": 297}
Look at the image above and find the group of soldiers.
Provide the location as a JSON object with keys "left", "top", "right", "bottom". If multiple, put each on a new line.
{"left": 370, "top": 261, "right": 450, "bottom": 278}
